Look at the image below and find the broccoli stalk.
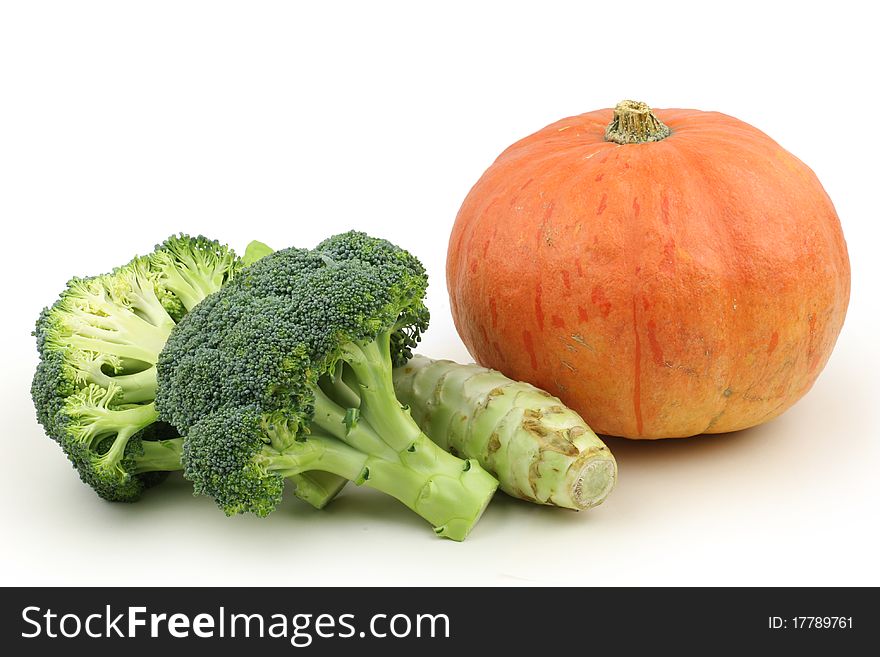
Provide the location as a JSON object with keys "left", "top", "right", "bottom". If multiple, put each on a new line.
{"left": 130, "top": 437, "right": 185, "bottom": 474}
{"left": 318, "top": 339, "right": 498, "bottom": 536}
{"left": 158, "top": 231, "right": 498, "bottom": 539}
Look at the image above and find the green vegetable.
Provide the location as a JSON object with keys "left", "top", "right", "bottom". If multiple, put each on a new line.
{"left": 155, "top": 231, "right": 498, "bottom": 540}
{"left": 392, "top": 355, "right": 617, "bottom": 510}
{"left": 30, "top": 235, "right": 339, "bottom": 508}
{"left": 30, "top": 235, "right": 237, "bottom": 501}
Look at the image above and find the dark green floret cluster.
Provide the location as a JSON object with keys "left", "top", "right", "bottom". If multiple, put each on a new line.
{"left": 155, "top": 232, "right": 495, "bottom": 540}
{"left": 157, "top": 232, "right": 429, "bottom": 431}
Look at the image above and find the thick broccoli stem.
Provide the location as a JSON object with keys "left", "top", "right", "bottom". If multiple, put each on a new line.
{"left": 392, "top": 355, "right": 617, "bottom": 510}
{"left": 318, "top": 369, "right": 361, "bottom": 412}
{"left": 66, "top": 333, "right": 164, "bottom": 366}
{"left": 131, "top": 438, "right": 185, "bottom": 473}
{"left": 312, "top": 386, "right": 397, "bottom": 460}
{"left": 268, "top": 424, "right": 496, "bottom": 541}
{"left": 267, "top": 434, "right": 366, "bottom": 480}
{"left": 295, "top": 343, "right": 417, "bottom": 511}
{"left": 338, "top": 334, "right": 428, "bottom": 454}
{"left": 82, "top": 365, "right": 158, "bottom": 404}
{"left": 287, "top": 472, "right": 347, "bottom": 510}
{"left": 309, "top": 336, "right": 498, "bottom": 540}
{"left": 291, "top": 381, "right": 403, "bottom": 511}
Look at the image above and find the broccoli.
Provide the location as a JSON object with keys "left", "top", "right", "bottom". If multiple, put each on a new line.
{"left": 31, "top": 235, "right": 352, "bottom": 509}
{"left": 30, "top": 235, "right": 239, "bottom": 501}
{"left": 156, "top": 231, "right": 498, "bottom": 540}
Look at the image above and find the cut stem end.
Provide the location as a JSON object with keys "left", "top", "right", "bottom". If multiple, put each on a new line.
{"left": 570, "top": 458, "right": 617, "bottom": 510}
{"left": 604, "top": 100, "right": 670, "bottom": 145}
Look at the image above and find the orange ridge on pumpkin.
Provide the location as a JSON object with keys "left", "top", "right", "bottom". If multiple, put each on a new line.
{"left": 632, "top": 297, "right": 644, "bottom": 436}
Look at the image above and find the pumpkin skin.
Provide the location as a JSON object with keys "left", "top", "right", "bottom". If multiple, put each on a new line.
{"left": 447, "top": 106, "right": 850, "bottom": 439}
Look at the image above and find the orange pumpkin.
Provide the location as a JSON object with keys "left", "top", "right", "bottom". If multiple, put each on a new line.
{"left": 447, "top": 101, "right": 850, "bottom": 439}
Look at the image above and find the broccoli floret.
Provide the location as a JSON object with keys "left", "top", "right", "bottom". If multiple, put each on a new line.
{"left": 31, "top": 235, "right": 239, "bottom": 501}
{"left": 156, "top": 231, "right": 498, "bottom": 540}
{"left": 150, "top": 234, "right": 240, "bottom": 318}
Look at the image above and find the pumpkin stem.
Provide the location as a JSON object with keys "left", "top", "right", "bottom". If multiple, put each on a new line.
{"left": 604, "top": 100, "right": 670, "bottom": 144}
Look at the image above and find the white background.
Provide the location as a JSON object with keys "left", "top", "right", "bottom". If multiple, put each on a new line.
{"left": 1, "top": 1, "right": 877, "bottom": 586}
